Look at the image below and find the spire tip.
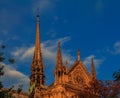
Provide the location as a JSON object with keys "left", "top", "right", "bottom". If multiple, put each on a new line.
{"left": 78, "top": 49, "right": 80, "bottom": 61}
{"left": 36, "top": 8, "right": 40, "bottom": 17}
{"left": 58, "top": 42, "right": 60, "bottom": 47}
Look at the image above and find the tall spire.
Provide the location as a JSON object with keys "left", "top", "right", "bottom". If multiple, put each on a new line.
{"left": 78, "top": 49, "right": 80, "bottom": 61}
{"left": 30, "top": 13, "right": 45, "bottom": 89}
{"left": 54, "top": 42, "right": 63, "bottom": 82}
{"left": 91, "top": 58, "right": 96, "bottom": 80}
{"left": 56, "top": 42, "right": 63, "bottom": 67}
{"left": 33, "top": 12, "right": 41, "bottom": 60}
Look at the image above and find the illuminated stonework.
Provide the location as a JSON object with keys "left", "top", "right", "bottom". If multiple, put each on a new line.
{"left": 29, "top": 14, "right": 96, "bottom": 98}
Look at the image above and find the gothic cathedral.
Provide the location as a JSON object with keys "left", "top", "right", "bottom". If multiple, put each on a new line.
{"left": 29, "top": 14, "right": 96, "bottom": 98}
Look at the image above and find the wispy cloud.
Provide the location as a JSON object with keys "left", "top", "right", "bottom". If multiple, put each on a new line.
{"left": 42, "top": 36, "right": 73, "bottom": 65}
{"left": 32, "top": 0, "right": 57, "bottom": 14}
{"left": 10, "top": 36, "right": 104, "bottom": 90}
{"left": 12, "top": 46, "right": 34, "bottom": 61}
{"left": 1, "top": 63, "right": 29, "bottom": 92}
{"left": 11, "top": 36, "right": 74, "bottom": 86}
{"left": 11, "top": 36, "right": 73, "bottom": 65}
{"left": 107, "top": 41, "right": 120, "bottom": 55}
{"left": 83, "top": 55, "right": 103, "bottom": 73}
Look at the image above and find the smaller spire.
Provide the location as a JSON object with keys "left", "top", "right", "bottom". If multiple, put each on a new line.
{"left": 91, "top": 58, "right": 96, "bottom": 80}
{"left": 78, "top": 49, "right": 80, "bottom": 61}
{"left": 65, "top": 60, "right": 69, "bottom": 73}
{"left": 66, "top": 60, "right": 68, "bottom": 66}
{"left": 54, "top": 42, "right": 63, "bottom": 83}
{"left": 58, "top": 42, "right": 60, "bottom": 48}
{"left": 56, "top": 42, "right": 63, "bottom": 67}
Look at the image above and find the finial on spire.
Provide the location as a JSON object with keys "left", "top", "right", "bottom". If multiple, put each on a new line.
{"left": 56, "top": 41, "right": 62, "bottom": 67}
{"left": 66, "top": 60, "right": 69, "bottom": 72}
{"left": 92, "top": 57, "right": 94, "bottom": 66}
{"left": 66, "top": 60, "right": 68, "bottom": 65}
{"left": 58, "top": 42, "right": 60, "bottom": 48}
{"left": 36, "top": 8, "right": 40, "bottom": 17}
{"left": 78, "top": 49, "right": 80, "bottom": 61}
{"left": 36, "top": 8, "right": 40, "bottom": 23}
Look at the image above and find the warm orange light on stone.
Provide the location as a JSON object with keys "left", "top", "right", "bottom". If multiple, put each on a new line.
{"left": 29, "top": 14, "right": 97, "bottom": 98}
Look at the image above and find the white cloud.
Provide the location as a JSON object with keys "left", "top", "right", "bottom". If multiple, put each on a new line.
{"left": 9, "top": 36, "right": 104, "bottom": 90}
{"left": 43, "top": 36, "right": 71, "bottom": 47}
{"left": 0, "top": 63, "right": 30, "bottom": 92}
{"left": 114, "top": 42, "right": 120, "bottom": 53}
{"left": 42, "top": 36, "right": 73, "bottom": 65}
{"left": 12, "top": 46, "right": 34, "bottom": 61}
{"left": 83, "top": 55, "right": 103, "bottom": 73}
{"left": 12, "top": 47, "right": 26, "bottom": 57}
{"left": 42, "top": 37, "right": 74, "bottom": 65}
{"left": 10, "top": 36, "right": 74, "bottom": 87}
{"left": 56, "top": 36, "right": 71, "bottom": 45}
{"left": 22, "top": 47, "right": 34, "bottom": 60}
{"left": 107, "top": 41, "right": 120, "bottom": 55}
{"left": 11, "top": 36, "right": 73, "bottom": 65}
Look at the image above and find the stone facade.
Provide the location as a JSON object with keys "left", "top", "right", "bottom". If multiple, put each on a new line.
{"left": 29, "top": 14, "right": 96, "bottom": 98}
{"left": 11, "top": 91, "right": 28, "bottom": 98}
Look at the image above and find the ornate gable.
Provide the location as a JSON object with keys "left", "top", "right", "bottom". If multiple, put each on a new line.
{"left": 68, "top": 61, "right": 90, "bottom": 86}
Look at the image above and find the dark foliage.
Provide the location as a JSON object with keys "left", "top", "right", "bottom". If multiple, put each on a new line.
{"left": 0, "top": 65, "right": 4, "bottom": 76}
{"left": 83, "top": 79, "right": 120, "bottom": 98}
{"left": 1, "top": 45, "right": 6, "bottom": 49}
{"left": 17, "top": 84, "right": 23, "bottom": 94}
{"left": 0, "top": 44, "right": 15, "bottom": 97}
{"left": 8, "top": 59, "right": 15, "bottom": 64}
{"left": 113, "top": 69, "right": 120, "bottom": 81}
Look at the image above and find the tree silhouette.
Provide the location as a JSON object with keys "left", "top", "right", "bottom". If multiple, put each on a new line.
{"left": 82, "top": 79, "right": 120, "bottom": 98}
{"left": 0, "top": 44, "right": 15, "bottom": 98}
{"left": 113, "top": 69, "right": 120, "bottom": 81}
{"left": 0, "top": 45, "right": 5, "bottom": 89}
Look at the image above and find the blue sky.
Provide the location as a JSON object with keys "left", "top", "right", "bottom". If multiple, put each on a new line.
{"left": 0, "top": 0, "right": 120, "bottom": 92}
